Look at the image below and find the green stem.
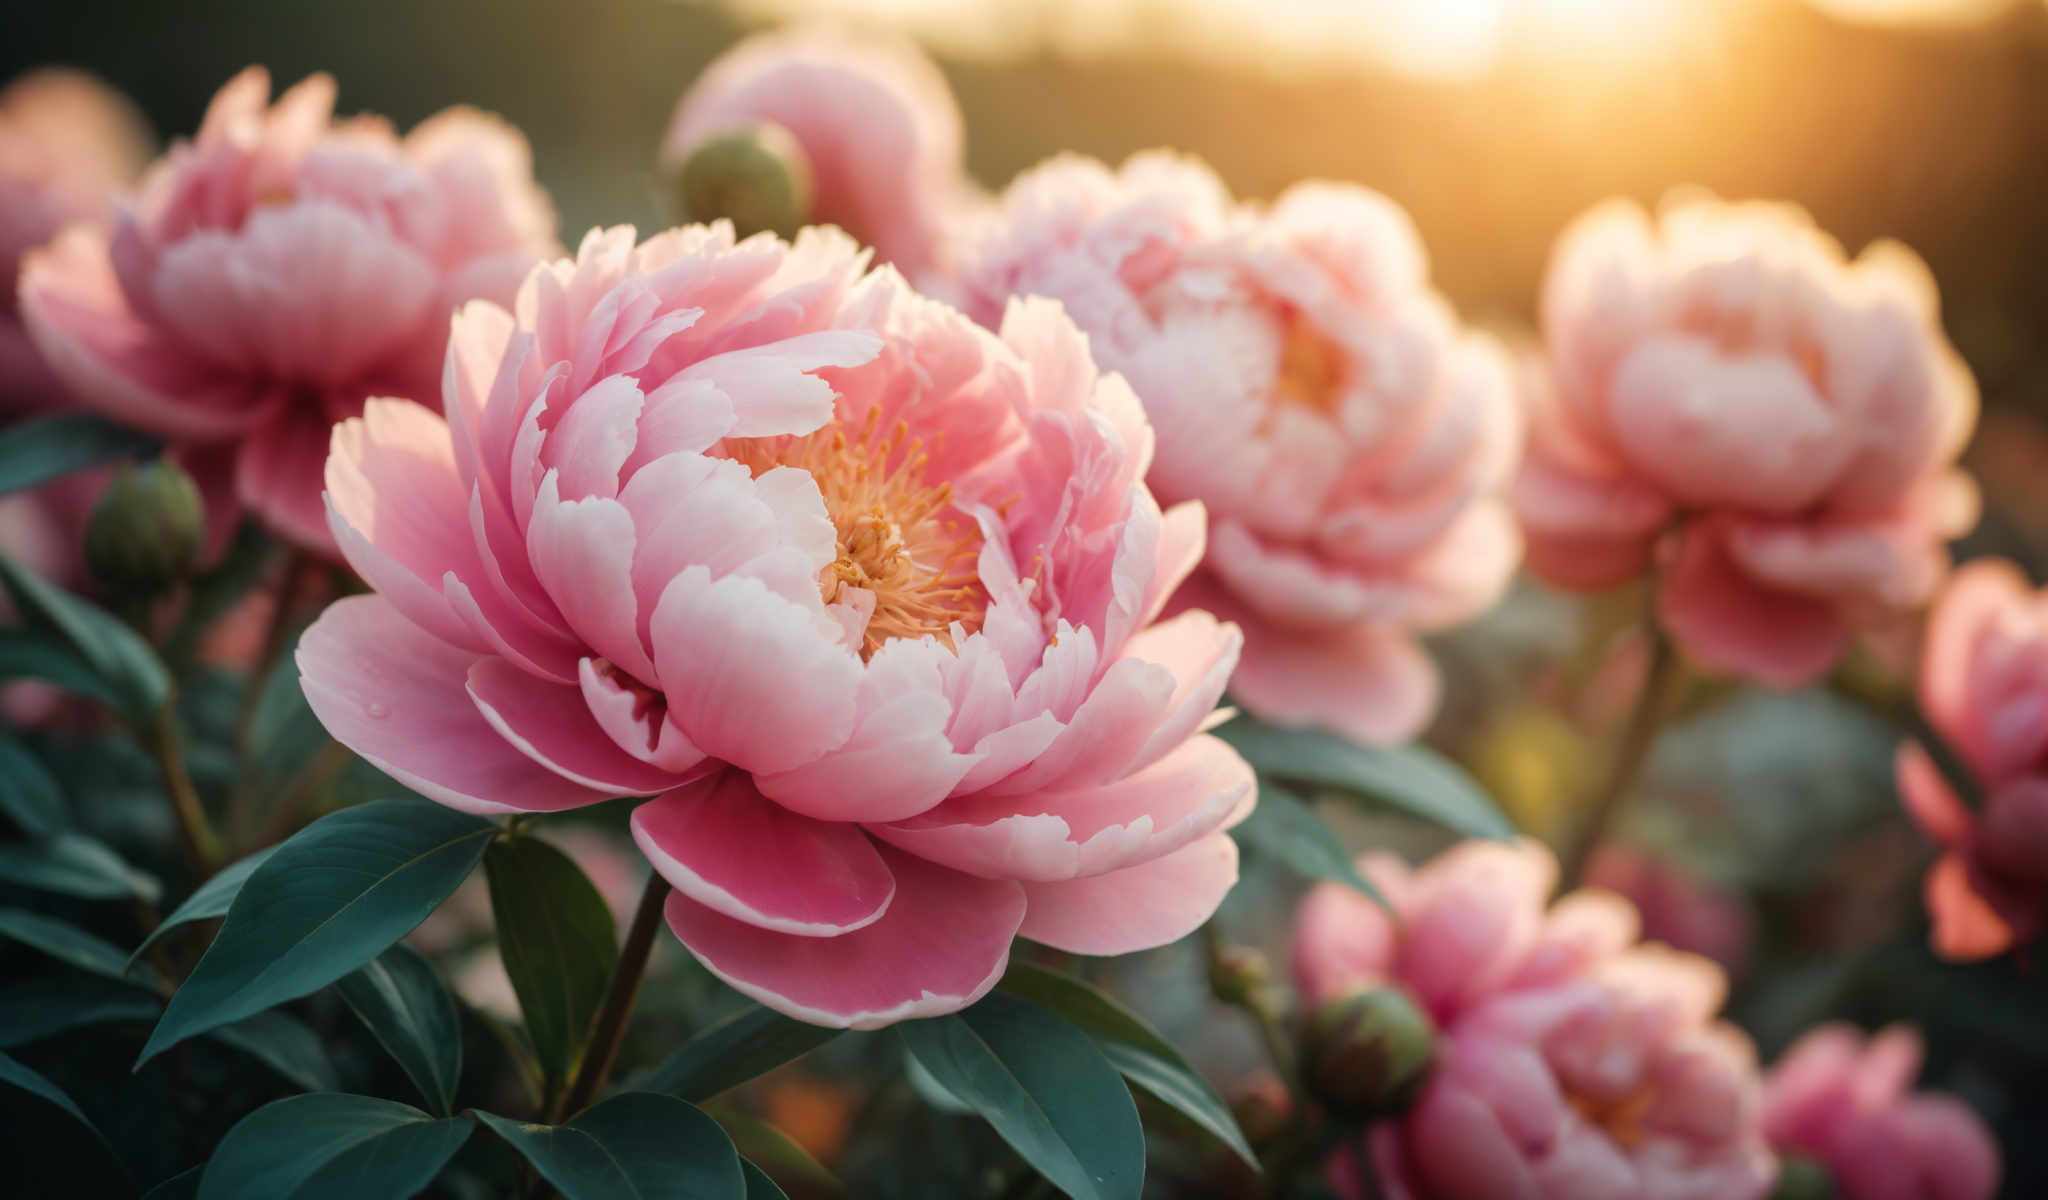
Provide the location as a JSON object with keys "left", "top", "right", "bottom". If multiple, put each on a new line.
{"left": 1559, "top": 624, "right": 1680, "bottom": 887}
{"left": 555, "top": 872, "right": 671, "bottom": 1120}
{"left": 150, "top": 697, "right": 221, "bottom": 879}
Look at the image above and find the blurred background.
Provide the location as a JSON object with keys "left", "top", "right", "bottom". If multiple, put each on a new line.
{"left": 7, "top": 1, "right": 2047, "bottom": 1194}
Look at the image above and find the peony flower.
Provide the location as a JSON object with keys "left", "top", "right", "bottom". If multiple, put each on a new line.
{"left": 1298, "top": 841, "right": 1773, "bottom": 1200}
{"left": 1517, "top": 194, "right": 1978, "bottom": 687}
{"left": 1898, "top": 558, "right": 2048, "bottom": 959}
{"left": 947, "top": 153, "right": 1521, "bottom": 745}
{"left": 20, "top": 67, "right": 557, "bottom": 552}
{"left": 297, "top": 223, "right": 1252, "bottom": 1028}
{"left": 1583, "top": 845, "right": 1752, "bottom": 978}
{"left": 1, "top": 68, "right": 150, "bottom": 414}
{"left": 1763, "top": 1023, "right": 2000, "bottom": 1200}
{"left": 662, "top": 29, "right": 968, "bottom": 281}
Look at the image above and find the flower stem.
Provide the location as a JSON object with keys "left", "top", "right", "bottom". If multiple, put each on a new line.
{"left": 556, "top": 871, "right": 672, "bottom": 1121}
{"left": 1559, "top": 624, "right": 1680, "bottom": 887}
{"left": 151, "top": 696, "right": 222, "bottom": 879}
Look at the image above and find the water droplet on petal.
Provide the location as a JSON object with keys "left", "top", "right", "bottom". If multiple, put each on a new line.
{"left": 366, "top": 702, "right": 389, "bottom": 719}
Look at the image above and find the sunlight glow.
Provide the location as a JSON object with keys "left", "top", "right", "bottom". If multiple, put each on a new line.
{"left": 1803, "top": 0, "right": 2016, "bottom": 26}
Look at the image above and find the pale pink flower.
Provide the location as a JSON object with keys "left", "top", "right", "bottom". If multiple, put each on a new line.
{"left": 19, "top": 67, "right": 557, "bottom": 552}
{"left": 1517, "top": 195, "right": 1978, "bottom": 687}
{"left": 297, "top": 224, "right": 1251, "bottom": 1028}
{"left": 948, "top": 153, "right": 1521, "bottom": 745}
{"left": 1, "top": 68, "right": 150, "bottom": 414}
{"left": 1584, "top": 845, "right": 1752, "bottom": 978}
{"left": 1299, "top": 841, "right": 1772, "bottom": 1200}
{"left": 1763, "top": 1023, "right": 2000, "bottom": 1200}
{"left": 1897, "top": 558, "right": 2048, "bottom": 959}
{"left": 662, "top": 29, "right": 968, "bottom": 281}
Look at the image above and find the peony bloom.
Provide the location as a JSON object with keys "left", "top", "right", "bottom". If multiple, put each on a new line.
{"left": 20, "top": 67, "right": 557, "bottom": 552}
{"left": 1583, "top": 845, "right": 1752, "bottom": 978}
{"left": 1516, "top": 195, "right": 1978, "bottom": 688}
{"left": 297, "top": 223, "right": 1252, "bottom": 1027}
{"left": 1298, "top": 841, "right": 1773, "bottom": 1200}
{"left": 1763, "top": 1023, "right": 2000, "bottom": 1200}
{"left": 1, "top": 68, "right": 150, "bottom": 414}
{"left": 948, "top": 153, "right": 1521, "bottom": 745}
{"left": 662, "top": 29, "right": 968, "bottom": 281}
{"left": 1898, "top": 558, "right": 2048, "bottom": 959}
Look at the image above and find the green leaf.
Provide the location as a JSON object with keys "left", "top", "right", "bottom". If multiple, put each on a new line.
{"left": 742, "top": 1160, "right": 791, "bottom": 1200}
{"left": 0, "top": 730, "right": 68, "bottom": 836}
{"left": 482, "top": 835, "right": 619, "bottom": 1079}
{"left": 0, "top": 1049, "right": 133, "bottom": 1196}
{"left": 336, "top": 943, "right": 462, "bottom": 1115}
{"left": 0, "top": 551, "right": 171, "bottom": 722}
{"left": 0, "top": 412, "right": 159, "bottom": 494}
{"left": 0, "top": 627, "right": 124, "bottom": 711}
{"left": 899, "top": 992, "right": 1145, "bottom": 1200}
{"left": 477, "top": 1092, "right": 745, "bottom": 1199}
{"left": 0, "top": 973, "right": 161, "bottom": 1048}
{"left": 712, "top": 1108, "right": 840, "bottom": 1197}
{"left": 209, "top": 1010, "right": 341, "bottom": 1092}
{"left": 1214, "top": 716, "right": 1512, "bottom": 839}
{"left": 638, "top": 1003, "right": 844, "bottom": 1103}
{"left": 997, "top": 964, "right": 1257, "bottom": 1169}
{"left": 143, "top": 1165, "right": 202, "bottom": 1199}
{"left": 1230, "top": 783, "right": 1385, "bottom": 907}
{"left": 196, "top": 1093, "right": 473, "bottom": 1200}
{"left": 138, "top": 799, "right": 495, "bottom": 1066}
{"left": 0, "top": 905, "right": 159, "bottom": 987}
{"left": 0, "top": 830, "right": 161, "bottom": 902}
{"left": 128, "top": 845, "right": 279, "bottom": 967}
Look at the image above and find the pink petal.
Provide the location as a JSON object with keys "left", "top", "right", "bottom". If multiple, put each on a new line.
{"left": 1658, "top": 525, "right": 1845, "bottom": 689}
{"left": 1228, "top": 611, "right": 1440, "bottom": 747}
{"left": 675, "top": 331, "right": 880, "bottom": 439}
{"left": 577, "top": 657, "right": 707, "bottom": 774}
{"left": 1018, "top": 831, "right": 1239, "bottom": 955}
{"left": 237, "top": 402, "right": 338, "bottom": 552}
{"left": 632, "top": 771, "right": 897, "bottom": 936}
{"left": 465, "top": 658, "right": 689, "bottom": 795}
{"left": 1925, "top": 854, "right": 2014, "bottom": 961}
{"left": 1291, "top": 878, "right": 1399, "bottom": 1007}
{"left": 662, "top": 843, "right": 1025, "bottom": 1028}
{"left": 524, "top": 473, "right": 656, "bottom": 683}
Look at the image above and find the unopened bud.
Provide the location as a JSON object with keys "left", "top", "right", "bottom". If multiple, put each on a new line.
{"left": 1228, "top": 1077, "right": 1294, "bottom": 1149}
{"left": 1208, "top": 945, "right": 1271, "bottom": 1007}
{"left": 1298, "top": 986, "right": 1435, "bottom": 1118}
{"left": 673, "top": 123, "right": 814, "bottom": 241}
{"left": 84, "top": 460, "right": 203, "bottom": 592}
{"left": 1769, "top": 1154, "right": 1836, "bottom": 1200}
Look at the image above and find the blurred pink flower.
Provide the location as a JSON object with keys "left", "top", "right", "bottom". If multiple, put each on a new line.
{"left": 1300, "top": 841, "right": 1772, "bottom": 1200}
{"left": 1, "top": 68, "right": 150, "bottom": 415}
{"left": 1584, "top": 845, "right": 1752, "bottom": 978}
{"left": 0, "top": 468, "right": 102, "bottom": 724}
{"left": 948, "top": 153, "right": 1521, "bottom": 745}
{"left": 1517, "top": 195, "right": 1977, "bottom": 687}
{"left": 1898, "top": 558, "right": 2048, "bottom": 959}
{"left": 298, "top": 224, "right": 1251, "bottom": 1027}
{"left": 662, "top": 29, "right": 968, "bottom": 280}
{"left": 20, "top": 67, "right": 557, "bottom": 552}
{"left": 1763, "top": 1023, "right": 2000, "bottom": 1200}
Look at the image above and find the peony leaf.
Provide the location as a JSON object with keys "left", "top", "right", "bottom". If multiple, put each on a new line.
{"left": 0, "top": 551, "right": 170, "bottom": 723}
{"left": 335, "top": 943, "right": 463, "bottom": 1116}
{"left": 0, "top": 412, "right": 158, "bottom": 495}
{"left": 482, "top": 834, "right": 618, "bottom": 1080}
{"left": 127, "top": 845, "right": 278, "bottom": 968}
{"left": 196, "top": 1093, "right": 472, "bottom": 1200}
{"left": 1231, "top": 781, "right": 1388, "bottom": 908}
{"left": 477, "top": 1092, "right": 745, "bottom": 1199}
{"left": 0, "top": 730, "right": 69, "bottom": 838}
{"left": 1213, "top": 715, "right": 1512, "bottom": 839}
{"left": 208, "top": 1010, "right": 341, "bottom": 1093}
{"left": 637, "top": 1002, "right": 843, "bottom": 1103}
{"left": 0, "top": 830, "right": 160, "bottom": 902}
{"left": 0, "top": 1049, "right": 133, "bottom": 1195}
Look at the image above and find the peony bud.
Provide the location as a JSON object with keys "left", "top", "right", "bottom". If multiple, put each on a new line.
{"left": 1208, "top": 944, "right": 1272, "bottom": 1007}
{"left": 1769, "top": 1154, "right": 1837, "bottom": 1200}
{"left": 1298, "top": 986, "right": 1436, "bottom": 1118}
{"left": 673, "top": 123, "right": 814, "bottom": 241}
{"left": 83, "top": 460, "right": 202, "bottom": 591}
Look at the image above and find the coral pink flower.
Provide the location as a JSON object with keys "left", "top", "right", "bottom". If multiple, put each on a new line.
{"left": 948, "top": 153, "right": 1521, "bottom": 745}
{"left": 1898, "top": 558, "right": 2048, "bottom": 959}
{"left": 1517, "top": 195, "right": 1978, "bottom": 688}
{"left": 1583, "top": 845, "right": 1752, "bottom": 978}
{"left": 297, "top": 224, "right": 1252, "bottom": 1027}
{"left": 1, "top": 68, "right": 150, "bottom": 415}
{"left": 662, "top": 29, "right": 968, "bottom": 280}
{"left": 20, "top": 67, "right": 557, "bottom": 552}
{"left": 1763, "top": 1024, "right": 2000, "bottom": 1200}
{"left": 1299, "top": 841, "right": 1772, "bottom": 1200}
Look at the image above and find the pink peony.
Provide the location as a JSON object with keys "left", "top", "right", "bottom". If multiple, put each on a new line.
{"left": 20, "top": 67, "right": 557, "bottom": 552}
{"left": 1583, "top": 845, "right": 1753, "bottom": 978}
{"left": 297, "top": 223, "right": 1252, "bottom": 1027}
{"left": 1, "top": 68, "right": 150, "bottom": 414}
{"left": 662, "top": 29, "right": 968, "bottom": 281}
{"left": 1898, "top": 558, "right": 2048, "bottom": 959}
{"left": 1517, "top": 195, "right": 1978, "bottom": 688}
{"left": 947, "top": 153, "right": 1521, "bottom": 745}
{"left": 1298, "top": 841, "right": 1772, "bottom": 1200}
{"left": 1763, "top": 1023, "right": 2000, "bottom": 1200}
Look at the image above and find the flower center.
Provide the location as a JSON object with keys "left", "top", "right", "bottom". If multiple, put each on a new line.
{"left": 1272, "top": 309, "right": 1346, "bottom": 415}
{"left": 731, "top": 408, "right": 985, "bottom": 659}
{"left": 1568, "top": 1085, "right": 1657, "bottom": 1150}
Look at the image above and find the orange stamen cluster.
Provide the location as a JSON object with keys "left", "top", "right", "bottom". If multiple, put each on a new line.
{"left": 1272, "top": 308, "right": 1346, "bottom": 415}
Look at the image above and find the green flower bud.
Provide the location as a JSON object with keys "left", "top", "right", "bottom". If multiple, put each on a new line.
{"left": 1208, "top": 944, "right": 1271, "bottom": 1007}
{"left": 84, "top": 460, "right": 203, "bottom": 592}
{"left": 1298, "top": 986, "right": 1436, "bottom": 1118}
{"left": 1769, "top": 1155, "right": 1837, "bottom": 1200}
{"left": 673, "top": 123, "right": 815, "bottom": 241}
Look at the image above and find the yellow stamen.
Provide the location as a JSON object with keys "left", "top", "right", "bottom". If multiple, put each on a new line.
{"left": 1272, "top": 309, "right": 1346, "bottom": 415}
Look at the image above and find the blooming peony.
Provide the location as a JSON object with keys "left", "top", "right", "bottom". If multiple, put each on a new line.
{"left": 20, "top": 67, "right": 557, "bottom": 552}
{"left": 1517, "top": 195, "right": 1978, "bottom": 687}
{"left": 1763, "top": 1023, "right": 2000, "bottom": 1200}
{"left": 947, "top": 153, "right": 1521, "bottom": 745}
{"left": 1, "top": 68, "right": 150, "bottom": 414}
{"left": 297, "top": 223, "right": 1252, "bottom": 1027}
{"left": 1583, "top": 845, "right": 1752, "bottom": 978}
{"left": 1297, "top": 841, "right": 1773, "bottom": 1200}
{"left": 662, "top": 29, "right": 968, "bottom": 281}
{"left": 1898, "top": 558, "right": 2048, "bottom": 959}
